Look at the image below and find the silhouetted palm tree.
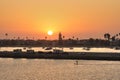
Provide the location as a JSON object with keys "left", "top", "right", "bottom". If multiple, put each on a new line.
{"left": 18, "top": 37, "right": 20, "bottom": 40}
{"left": 63, "top": 36, "right": 65, "bottom": 39}
{"left": 76, "top": 38, "right": 79, "bottom": 41}
{"left": 62, "top": 36, "right": 65, "bottom": 41}
{"left": 45, "top": 36, "right": 47, "bottom": 40}
{"left": 5, "top": 33, "right": 8, "bottom": 39}
{"left": 72, "top": 36, "right": 74, "bottom": 40}
{"left": 111, "top": 36, "right": 115, "bottom": 41}
{"left": 104, "top": 33, "right": 110, "bottom": 41}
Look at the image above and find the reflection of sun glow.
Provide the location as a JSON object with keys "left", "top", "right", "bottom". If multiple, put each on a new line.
{"left": 48, "top": 30, "right": 53, "bottom": 35}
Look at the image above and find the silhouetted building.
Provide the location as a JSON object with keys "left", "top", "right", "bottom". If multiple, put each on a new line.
{"left": 58, "top": 32, "right": 63, "bottom": 45}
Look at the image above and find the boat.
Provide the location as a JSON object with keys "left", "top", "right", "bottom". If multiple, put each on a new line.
{"left": 45, "top": 47, "right": 52, "bottom": 50}
{"left": 42, "top": 47, "right": 45, "bottom": 49}
{"left": 23, "top": 47, "right": 26, "bottom": 50}
{"left": 26, "top": 50, "right": 35, "bottom": 53}
{"left": 53, "top": 49, "right": 63, "bottom": 53}
{"left": 70, "top": 47, "right": 74, "bottom": 50}
{"left": 28, "top": 46, "right": 32, "bottom": 49}
{"left": 115, "top": 47, "right": 120, "bottom": 50}
{"left": 83, "top": 47, "right": 90, "bottom": 51}
{"left": 13, "top": 49, "right": 22, "bottom": 53}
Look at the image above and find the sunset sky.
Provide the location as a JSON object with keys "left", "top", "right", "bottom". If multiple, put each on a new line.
{"left": 0, "top": 0, "right": 120, "bottom": 40}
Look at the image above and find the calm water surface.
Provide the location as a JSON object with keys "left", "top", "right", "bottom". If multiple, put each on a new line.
{"left": 0, "top": 58, "right": 120, "bottom": 80}
{"left": 0, "top": 47, "right": 120, "bottom": 80}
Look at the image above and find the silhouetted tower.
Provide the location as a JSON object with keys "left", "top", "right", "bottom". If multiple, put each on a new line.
{"left": 58, "top": 32, "right": 63, "bottom": 45}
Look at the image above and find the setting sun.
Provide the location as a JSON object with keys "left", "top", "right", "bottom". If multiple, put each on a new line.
{"left": 48, "top": 30, "right": 53, "bottom": 36}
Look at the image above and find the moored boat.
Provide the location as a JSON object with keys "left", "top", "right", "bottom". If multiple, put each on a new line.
{"left": 45, "top": 47, "right": 52, "bottom": 50}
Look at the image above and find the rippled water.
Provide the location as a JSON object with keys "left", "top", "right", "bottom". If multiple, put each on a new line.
{"left": 0, "top": 58, "right": 120, "bottom": 80}
{"left": 0, "top": 47, "right": 120, "bottom": 80}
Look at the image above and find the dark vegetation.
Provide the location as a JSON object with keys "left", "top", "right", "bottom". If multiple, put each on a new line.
{"left": 0, "top": 33, "right": 120, "bottom": 47}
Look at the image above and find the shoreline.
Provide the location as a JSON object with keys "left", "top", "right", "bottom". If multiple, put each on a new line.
{"left": 0, "top": 51, "right": 120, "bottom": 61}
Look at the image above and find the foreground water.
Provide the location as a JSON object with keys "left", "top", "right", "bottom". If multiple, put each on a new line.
{"left": 0, "top": 47, "right": 120, "bottom": 80}
{"left": 0, "top": 58, "right": 120, "bottom": 80}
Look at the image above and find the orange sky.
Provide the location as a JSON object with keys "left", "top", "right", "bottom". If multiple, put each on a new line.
{"left": 0, "top": 0, "right": 120, "bottom": 40}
